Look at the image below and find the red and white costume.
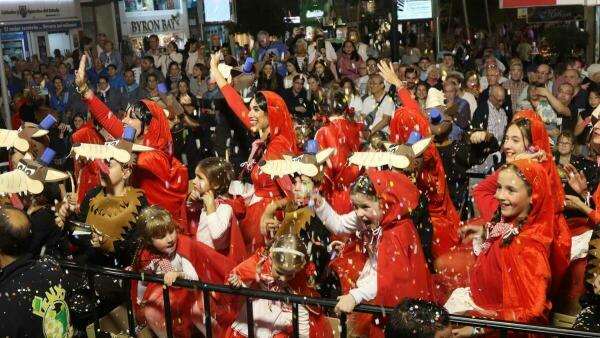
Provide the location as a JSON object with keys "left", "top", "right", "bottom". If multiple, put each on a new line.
{"left": 315, "top": 116, "right": 362, "bottom": 214}
{"left": 389, "top": 87, "right": 460, "bottom": 259}
{"left": 224, "top": 247, "right": 333, "bottom": 338}
{"left": 132, "top": 235, "right": 236, "bottom": 338}
{"left": 195, "top": 196, "right": 247, "bottom": 264}
{"left": 446, "top": 160, "right": 554, "bottom": 330}
{"left": 83, "top": 95, "right": 190, "bottom": 232}
{"left": 221, "top": 84, "right": 298, "bottom": 253}
{"left": 317, "top": 170, "right": 434, "bottom": 337}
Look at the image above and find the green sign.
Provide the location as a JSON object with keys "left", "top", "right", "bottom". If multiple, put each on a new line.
{"left": 301, "top": 0, "right": 328, "bottom": 24}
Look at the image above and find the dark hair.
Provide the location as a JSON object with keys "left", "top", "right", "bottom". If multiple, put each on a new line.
{"left": 258, "top": 63, "right": 280, "bottom": 91}
{"left": 196, "top": 157, "right": 234, "bottom": 196}
{"left": 107, "top": 64, "right": 117, "bottom": 71}
{"left": 405, "top": 67, "right": 418, "bottom": 77}
{"left": 506, "top": 118, "right": 533, "bottom": 148}
{"left": 384, "top": 298, "right": 450, "bottom": 338}
{"left": 126, "top": 101, "right": 153, "bottom": 135}
{"left": 340, "top": 78, "right": 357, "bottom": 95}
{"left": 168, "top": 61, "right": 179, "bottom": 70}
{"left": 143, "top": 55, "right": 155, "bottom": 65}
{"left": 343, "top": 40, "right": 360, "bottom": 62}
{"left": 286, "top": 58, "right": 301, "bottom": 74}
{"left": 98, "top": 75, "right": 109, "bottom": 83}
{"left": 323, "top": 87, "right": 348, "bottom": 116}
{"left": 254, "top": 92, "right": 268, "bottom": 112}
{"left": 292, "top": 74, "right": 305, "bottom": 84}
{"left": 350, "top": 174, "right": 377, "bottom": 199}
{"left": 419, "top": 56, "right": 430, "bottom": 62}
{"left": 366, "top": 57, "right": 379, "bottom": 64}
{"left": 80, "top": 36, "right": 92, "bottom": 48}
{"left": 149, "top": 34, "right": 159, "bottom": 41}
{"left": 147, "top": 73, "right": 158, "bottom": 82}
{"left": 558, "top": 130, "right": 575, "bottom": 144}
{"left": 0, "top": 206, "right": 32, "bottom": 256}
{"left": 313, "top": 60, "right": 335, "bottom": 85}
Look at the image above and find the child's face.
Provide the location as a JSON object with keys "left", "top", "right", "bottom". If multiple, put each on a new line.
{"left": 100, "top": 159, "right": 128, "bottom": 188}
{"left": 152, "top": 229, "right": 178, "bottom": 255}
{"left": 350, "top": 192, "right": 382, "bottom": 230}
{"left": 292, "top": 175, "right": 314, "bottom": 205}
{"left": 192, "top": 167, "right": 211, "bottom": 194}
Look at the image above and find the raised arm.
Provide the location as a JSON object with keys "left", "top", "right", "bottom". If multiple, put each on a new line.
{"left": 75, "top": 54, "right": 124, "bottom": 138}
{"left": 314, "top": 198, "right": 359, "bottom": 235}
{"left": 209, "top": 52, "right": 252, "bottom": 130}
{"left": 377, "top": 61, "right": 419, "bottom": 111}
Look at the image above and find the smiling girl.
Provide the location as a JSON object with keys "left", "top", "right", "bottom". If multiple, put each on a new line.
{"left": 210, "top": 52, "right": 298, "bottom": 253}
{"left": 450, "top": 160, "right": 554, "bottom": 337}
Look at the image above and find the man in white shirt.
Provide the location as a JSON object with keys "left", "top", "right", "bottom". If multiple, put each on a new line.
{"left": 362, "top": 74, "right": 395, "bottom": 135}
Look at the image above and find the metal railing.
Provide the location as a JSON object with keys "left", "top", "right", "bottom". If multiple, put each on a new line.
{"left": 59, "top": 260, "right": 598, "bottom": 338}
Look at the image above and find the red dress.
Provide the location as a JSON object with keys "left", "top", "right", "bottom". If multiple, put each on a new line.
{"left": 83, "top": 95, "right": 189, "bottom": 232}
{"left": 328, "top": 170, "right": 434, "bottom": 338}
{"left": 389, "top": 87, "right": 460, "bottom": 259}
{"left": 131, "top": 235, "right": 236, "bottom": 338}
{"left": 71, "top": 120, "right": 104, "bottom": 205}
{"left": 223, "top": 248, "right": 334, "bottom": 338}
{"left": 469, "top": 160, "right": 553, "bottom": 327}
{"left": 315, "top": 117, "right": 362, "bottom": 214}
{"left": 221, "top": 85, "right": 298, "bottom": 253}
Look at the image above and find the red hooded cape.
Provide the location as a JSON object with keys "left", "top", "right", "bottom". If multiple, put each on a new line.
{"left": 71, "top": 120, "right": 104, "bottom": 205}
{"left": 315, "top": 117, "right": 362, "bottom": 214}
{"left": 83, "top": 95, "right": 189, "bottom": 232}
{"left": 131, "top": 235, "right": 236, "bottom": 338}
{"left": 389, "top": 87, "right": 460, "bottom": 259}
{"left": 329, "top": 170, "right": 434, "bottom": 338}
{"left": 470, "top": 160, "right": 553, "bottom": 326}
{"left": 221, "top": 85, "right": 298, "bottom": 253}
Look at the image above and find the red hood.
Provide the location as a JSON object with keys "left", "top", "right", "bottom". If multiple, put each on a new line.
{"left": 140, "top": 99, "right": 173, "bottom": 157}
{"left": 366, "top": 169, "right": 419, "bottom": 229}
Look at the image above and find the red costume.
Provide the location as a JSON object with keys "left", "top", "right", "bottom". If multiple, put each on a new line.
{"left": 221, "top": 85, "right": 298, "bottom": 253}
{"left": 472, "top": 115, "right": 571, "bottom": 297}
{"left": 315, "top": 116, "right": 362, "bottom": 214}
{"left": 326, "top": 170, "right": 434, "bottom": 337}
{"left": 132, "top": 235, "right": 236, "bottom": 338}
{"left": 224, "top": 247, "right": 333, "bottom": 338}
{"left": 83, "top": 95, "right": 189, "bottom": 232}
{"left": 389, "top": 87, "right": 460, "bottom": 259}
{"left": 469, "top": 160, "right": 553, "bottom": 326}
{"left": 71, "top": 120, "right": 104, "bottom": 205}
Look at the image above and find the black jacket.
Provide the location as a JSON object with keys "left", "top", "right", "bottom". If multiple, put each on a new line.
{"left": 472, "top": 99, "right": 512, "bottom": 131}
{"left": 0, "top": 255, "right": 71, "bottom": 337}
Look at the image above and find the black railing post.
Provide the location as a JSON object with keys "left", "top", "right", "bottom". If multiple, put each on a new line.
{"left": 292, "top": 302, "right": 300, "bottom": 338}
{"left": 86, "top": 271, "right": 100, "bottom": 332}
{"left": 124, "top": 279, "right": 136, "bottom": 337}
{"left": 340, "top": 313, "right": 348, "bottom": 338}
{"left": 162, "top": 286, "right": 173, "bottom": 338}
{"left": 246, "top": 297, "right": 255, "bottom": 338}
{"left": 203, "top": 289, "right": 212, "bottom": 338}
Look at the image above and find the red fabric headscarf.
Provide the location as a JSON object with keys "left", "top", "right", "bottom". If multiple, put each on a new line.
{"left": 259, "top": 91, "right": 299, "bottom": 160}
{"left": 513, "top": 116, "right": 571, "bottom": 295}
{"left": 471, "top": 160, "right": 553, "bottom": 324}
{"left": 140, "top": 99, "right": 174, "bottom": 155}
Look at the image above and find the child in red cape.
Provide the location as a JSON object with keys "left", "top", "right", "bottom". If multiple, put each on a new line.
{"left": 448, "top": 160, "right": 554, "bottom": 337}
{"left": 314, "top": 88, "right": 363, "bottom": 214}
{"left": 75, "top": 54, "right": 189, "bottom": 232}
{"left": 224, "top": 234, "right": 333, "bottom": 338}
{"left": 131, "top": 206, "right": 235, "bottom": 338}
{"left": 378, "top": 61, "right": 460, "bottom": 261}
{"left": 313, "top": 170, "right": 434, "bottom": 338}
{"left": 210, "top": 52, "right": 298, "bottom": 253}
{"left": 472, "top": 114, "right": 571, "bottom": 300}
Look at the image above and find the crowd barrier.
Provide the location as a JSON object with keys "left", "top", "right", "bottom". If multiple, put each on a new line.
{"left": 58, "top": 260, "right": 599, "bottom": 338}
